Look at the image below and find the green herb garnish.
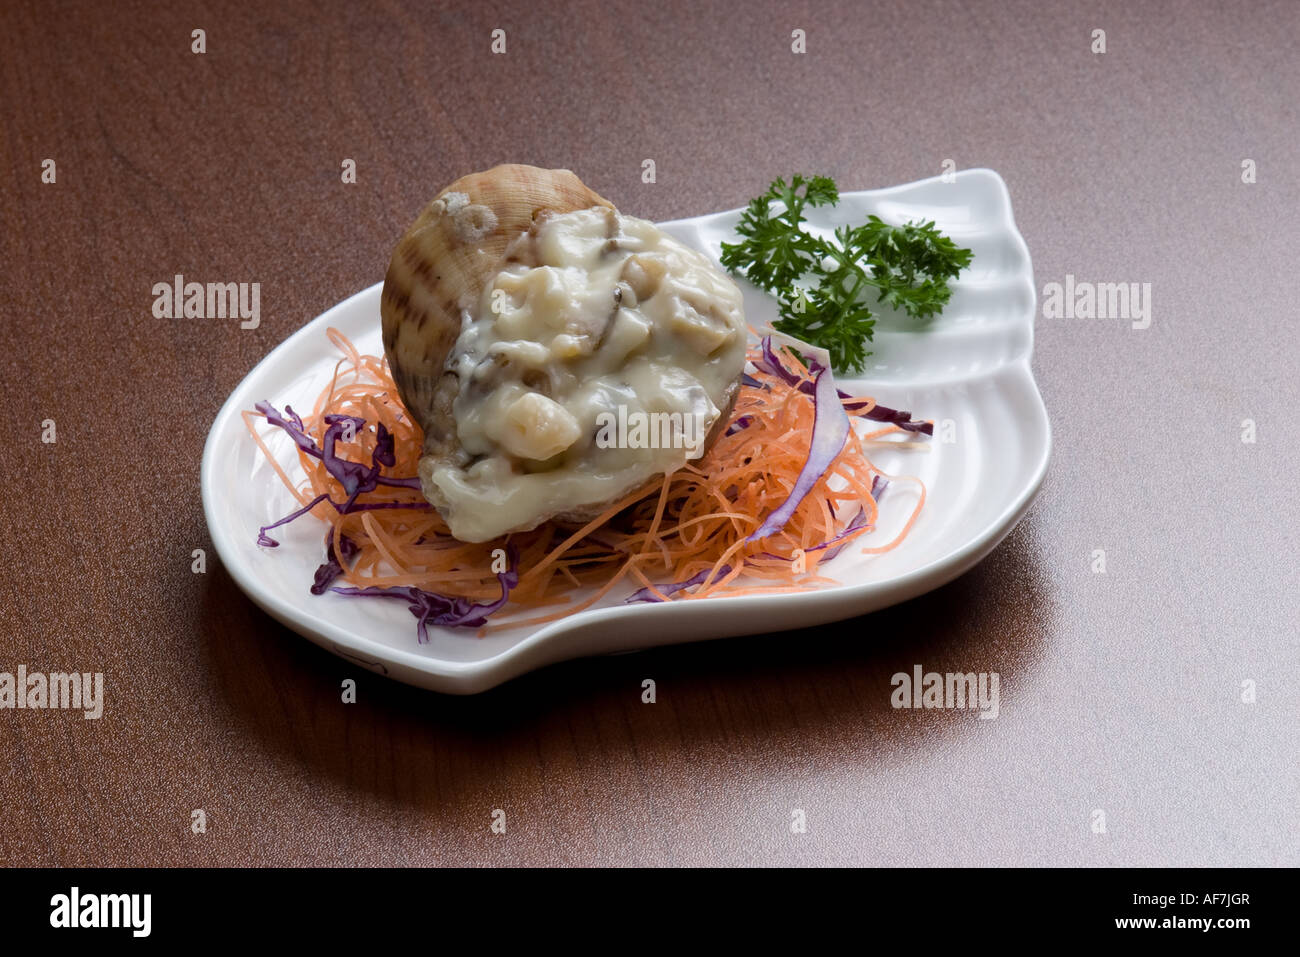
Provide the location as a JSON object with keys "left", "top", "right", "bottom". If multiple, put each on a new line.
{"left": 719, "top": 174, "right": 974, "bottom": 373}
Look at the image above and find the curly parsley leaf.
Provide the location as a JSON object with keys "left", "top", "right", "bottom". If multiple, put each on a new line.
{"left": 719, "top": 175, "right": 838, "bottom": 294}
{"left": 720, "top": 177, "right": 974, "bottom": 373}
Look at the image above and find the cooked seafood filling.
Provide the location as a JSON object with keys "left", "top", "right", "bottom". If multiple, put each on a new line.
{"left": 426, "top": 206, "right": 746, "bottom": 541}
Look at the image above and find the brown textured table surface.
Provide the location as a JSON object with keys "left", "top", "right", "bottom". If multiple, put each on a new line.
{"left": 2, "top": 0, "right": 1296, "bottom": 867}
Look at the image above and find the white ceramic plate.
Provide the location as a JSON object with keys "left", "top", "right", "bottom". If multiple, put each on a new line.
{"left": 201, "top": 168, "right": 1049, "bottom": 693}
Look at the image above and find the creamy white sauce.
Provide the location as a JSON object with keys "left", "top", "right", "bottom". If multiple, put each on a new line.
{"left": 427, "top": 207, "right": 746, "bottom": 541}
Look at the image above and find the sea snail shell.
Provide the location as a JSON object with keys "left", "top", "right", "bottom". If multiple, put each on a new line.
{"left": 381, "top": 164, "right": 747, "bottom": 542}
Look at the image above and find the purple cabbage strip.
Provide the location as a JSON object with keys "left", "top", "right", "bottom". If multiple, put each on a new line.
{"left": 256, "top": 402, "right": 317, "bottom": 456}
{"left": 257, "top": 493, "right": 331, "bottom": 547}
{"left": 807, "top": 475, "right": 891, "bottom": 561}
{"left": 625, "top": 565, "right": 733, "bottom": 604}
{"left": 745, "top": 363, "right": 851, "bottom": 543}
{"left": 845, "top": 398, "right": 933, "bottom": 435}
{"left": 321, "top": 414, "right": 382, "bottom": 495}
{"left": 756, "top": 335, "right": 805, "bottom": 386}
{"left": 750, "top": 336, "right": 933, "bottom": 435}
{"left": 725, "top": 415, "right": 754, "bottom": 436}
{"left": 311, "top": 532, "right": 361, "bottom": 595}
{"left": 337, "top": 500, "right": 430, "bottom": 513}
{"left": 807, "top": 507, "right": 867, "bottom": 560}
{"left": 331, "top": 546, "right": 520, "bottom": 641}
{"left": 257, "top": 491, "right": 429, "bottom": 547}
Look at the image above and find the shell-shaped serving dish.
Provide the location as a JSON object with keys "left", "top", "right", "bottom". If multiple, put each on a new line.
{"left": 201, "top": 169, "right": 1050, "bottom": 693}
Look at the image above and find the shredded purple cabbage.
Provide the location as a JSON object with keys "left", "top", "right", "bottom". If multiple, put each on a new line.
{"left": 725, "top": 415, "right": 754, "bottom": 436}
{"left": 253, "top": 400, "right": 519, "bottom": 638}
{"left": 255, "top": 401, "right": 421, "bottom": 492}
{"left": 750, "top": 336, "right": 933, "bottom": 435}
{"left": 257, "top": 492, "right": 334, "bottom": 548}
{"left": 745, "top": 363, "right": 851, "bottom": 542}
{"left": 807, "top": 476, "right": 890, "bottom": 561}
{"left": 254, "top": 400, "right": 426, "bottom": 546}
{"left": 311, "top": 532, "right": 361, "bottom": 595}
{"left": 331, "top": 546, "right": 520, "bottom": 641}
{"left": 625, "top": 565, "right": 733, "bottom": 604}
{"left": 843, "top": 398, "right": 933, "bottom": 435}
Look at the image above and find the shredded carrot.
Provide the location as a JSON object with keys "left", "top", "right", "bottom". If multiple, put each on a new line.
{"left": 244, "top": 328, "right": 928, "bottom": 633}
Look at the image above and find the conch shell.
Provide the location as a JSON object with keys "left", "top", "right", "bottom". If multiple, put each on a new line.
{"left": 382, "top": 165, "right": 613, "bottom": 459}
{"left": 381, "top": 164, "right": 744, "bottom": 540}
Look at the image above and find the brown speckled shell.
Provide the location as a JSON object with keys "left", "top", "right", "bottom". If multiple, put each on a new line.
{"left": 381, "top": 165, "right": 614, "bottom": 466}
{"left": 381, "top": 164, "right": 740, "bottom": 538}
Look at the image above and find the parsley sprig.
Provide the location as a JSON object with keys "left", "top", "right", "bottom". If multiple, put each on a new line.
{"left": 719, "top": 175, "right": 974, "bottom": 373}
